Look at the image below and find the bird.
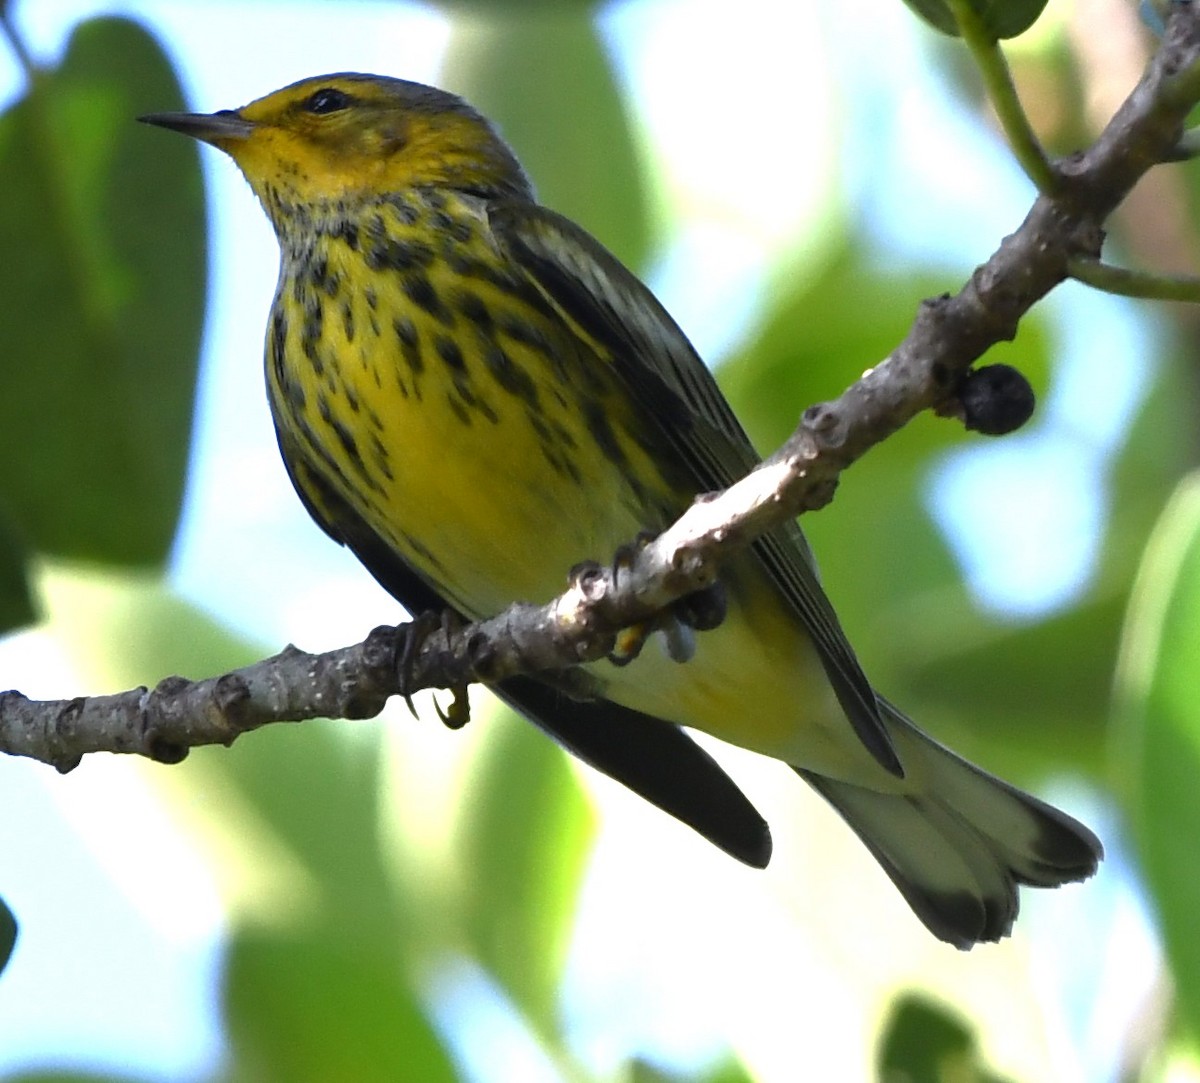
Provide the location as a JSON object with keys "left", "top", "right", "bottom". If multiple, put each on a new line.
{"left": 140, "top": 73, "right": 1101, "bottom": 947}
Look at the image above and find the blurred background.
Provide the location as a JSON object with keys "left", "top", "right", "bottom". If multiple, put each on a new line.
{"left": 0, "top": 0, "right": 1195, "bottom": 1079}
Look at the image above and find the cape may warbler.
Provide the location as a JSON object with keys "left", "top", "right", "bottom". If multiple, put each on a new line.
{"left": 142, "top": 74, "right": 1100, "bottom": 947}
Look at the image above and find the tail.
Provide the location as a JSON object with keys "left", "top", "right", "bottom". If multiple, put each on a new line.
{"left": 797, "top": 697, "right": 1102, "bottom": 949}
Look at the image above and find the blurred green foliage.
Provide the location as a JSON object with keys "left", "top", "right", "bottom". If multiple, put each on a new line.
{"left": 630, "top": 1058, "right": 757, "bottom": 1083}
{"left": 3, "top": 0, "right": 1200, "bottom": 1079}
{"left": 0, "top": 17, "right": 203, "bottom": 596}
{"left": 455, "top": 716, "right": 596, "bottom": 1045}
{"left": 901, "top": 0, "right": 1051, "bottom": 39}
{"left": 441, "top": 8, "right": 654, "bottom": 272}
{"left": 878, "top": 994, "right": 1012, "bottom": 1082}
{"left": 1116, "top": 474, "right": 1200, "bottom": 1043}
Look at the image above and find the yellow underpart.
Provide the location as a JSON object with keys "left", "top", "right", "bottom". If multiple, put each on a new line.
{"left": 268, "top": 190, "right": 680, "bottom": 616}
{"left": 264, "top": 188, "right": 898, "bottom": 789}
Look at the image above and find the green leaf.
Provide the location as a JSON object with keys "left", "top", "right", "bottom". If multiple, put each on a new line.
{"left": 440, "top": 8, "right": 653, "bottom": 270}
{"left": 454, "top": 708, "right": 595, "bottom": 1039}
{"left": 901, "top": 0, "right": 1051, "bottom": 39}
{"left": 722, "top": 238, "right": 1043, "bottom": 660}
{"left": 895, "top": 333, "right": 1190, "bottom": 781}
{"left": 224, "top": 929, "right": 458, "bottom": 1083}
{"left": 879, "top": 993, "right": 1014, "bottom": 1082}
{"left": 0, "top": 513, "right": 35, "bottom": 634}
{"left": 0, "top": 893, "right": 17, "bottom": 977}
{"left": 1115, "top": 472, "right": 1200, "bottom": 1038}
{"left": 199, "top": 718, "right": 406, "bottom": 946}
{"left": 44, "top": 574, "right": 412, "bottom": 944}
{"left": 720, "top": 239, "right": 1126, "bottom": 784}
{"left": 720, "top": 239, "right": 1167, "bottom": 786}
{"left": 721, "top": 241, "right": 1054, "bottom": 463}
{"left": 49, "top": 574, "right": 261, "bottom": 690}
{"left": 631, "top": 1057, "right": 756, "bottom": 1083}
{"left": 896, "top": 587, "right": 1122, "bottom": 778}
{"left": 0, "top": 16, "right": 204, "bottom": 565}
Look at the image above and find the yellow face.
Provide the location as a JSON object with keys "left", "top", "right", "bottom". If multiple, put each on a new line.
{"left": 148, "top": 73, "right": 532, "bottom": 213}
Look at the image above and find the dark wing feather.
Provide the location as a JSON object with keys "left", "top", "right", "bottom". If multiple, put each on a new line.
{"left": 274, "top": 428, "right": 773, "bottom": 867}
{"left": 487, "top": 202, "right": 901, "bottom": 777}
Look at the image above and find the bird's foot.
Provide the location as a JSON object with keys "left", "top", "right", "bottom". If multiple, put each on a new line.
{"left": 395, "top": 608, "right": 472, "bottom": 729}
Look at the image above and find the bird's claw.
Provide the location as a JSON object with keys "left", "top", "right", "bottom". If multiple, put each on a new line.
{"left": 579, "top": 532, "right": 729, "bottom": 667}
{"left": 434, "top": 684, "right": 471, "bottom": 729}
{"left": 396, "top": 608, "right": 473, "bottom": 729}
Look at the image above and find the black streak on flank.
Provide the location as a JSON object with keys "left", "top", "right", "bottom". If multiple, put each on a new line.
{"left": 394, "top": 317, "right": 424, "bottom": 376}
{"left": 457, "top": 290, "right": 493, "bottom": 331}
{"left": 363, "top": 286, "right": 380, "bottom": 337}
{"left": 341, "top": 300, "right": 355, "bottom": 343}
{"left": 498, "top": 314, "right": 549, "bottom": 350}
{"left": 270, "top": 309, "right": 306, "bottom": 411}
{"left": 483, "top": 345, "right": 538, "bottom": 409}
{"left": 582, "top": 396, "right": 628, "bottom": 471}
{"left": 369, "top": 432, "right": 394, "bottom": 480}
{"left": 302, "top": 297, "right": 324, "bottom": 375}
{"left": 476, "top": 397, "right": 500, "bottom": 424}
{"left": 366, "top": 237, "right": 435, "bottom": 274}
{"left": 432, "top": 210, "right": 473, "bottom": 245}
{"left": 338, "top": 220, "right": 359, "bottom": 251}
{"left": 497, "top": 314, "right": 570, "bottom": 386}
{"left": 295, "top": 415, "right": 353, "bottom": 493}
{"left": 548, "top": 416, "right": 578, "bottom": 451}
{"left": 385, "top": 194, "right": 419, "bottom": 226}
{"left": 404, "top": 274, "right": 454, "bottom": 326}
{"left": 446, "top": 393, "right": 472, "bottom": 427}
{"left": 400, "top": 529, "right": 444, "bottom": 572}
{"left": 270, "top": 308, "right": 288, "bottom": 383}
{"left": 542, "top": 443, "right": 583, "bottom": 483}
{"left": 436, "top": 335, "right": 467, "bottom": 373}
{"left": 529, "top": 413, "right": 581, "bottom": 482}
{"left": 309, "top": 255, "right": 328, "bottom": 292}
{"left": 329, "top": 414, "right": 381, "bottom": 491}
{"left": 446, "top": 252, "right": 527, "bottom": 299}
{"left": 436, "top": 336, "right": 497, "bottom": 422}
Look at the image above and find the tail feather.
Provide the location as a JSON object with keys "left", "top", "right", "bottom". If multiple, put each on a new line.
{"left": 798, "top": 698, "right": 1102, "bottom": 949}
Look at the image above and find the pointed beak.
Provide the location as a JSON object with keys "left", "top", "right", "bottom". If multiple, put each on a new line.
{"left": 138, "top": 109, "right": 256, "bottom": 147}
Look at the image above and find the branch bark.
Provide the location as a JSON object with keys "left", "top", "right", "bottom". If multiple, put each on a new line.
{"left": 5, "top": 5, "right": 1200, "bottom": 772}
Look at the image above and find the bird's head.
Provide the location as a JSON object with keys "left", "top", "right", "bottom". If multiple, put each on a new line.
{"left": 141, "top": 73, "right": 533, "bottom": 219}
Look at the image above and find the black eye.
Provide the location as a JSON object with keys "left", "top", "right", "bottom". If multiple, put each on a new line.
{"left": 305, "top": 88, "right": 351, "bottom": 115}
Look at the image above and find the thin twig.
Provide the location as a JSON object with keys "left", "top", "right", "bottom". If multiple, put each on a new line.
{"left": 1069, "top": 257, "right": 1200, "bottom": 301}
{"left": 947, "top": 0, "right": 1060, "bottom": 194}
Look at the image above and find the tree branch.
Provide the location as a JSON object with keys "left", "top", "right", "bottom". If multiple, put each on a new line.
{"left": 5, "top": 4, "right": 1200, "bottom": 772}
